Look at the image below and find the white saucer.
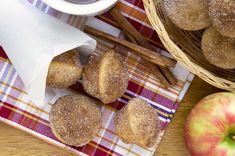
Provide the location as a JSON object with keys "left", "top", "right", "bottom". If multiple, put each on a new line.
{"left": 42, "top": 0, "right": 118, "bottom": 16}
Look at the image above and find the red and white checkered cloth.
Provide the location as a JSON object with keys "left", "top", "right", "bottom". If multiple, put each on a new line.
{"left": 0, "top": 0, "right": 194, "bottom": 155}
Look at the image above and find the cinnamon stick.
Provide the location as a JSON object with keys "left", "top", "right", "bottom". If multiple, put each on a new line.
{"left": 160, "top": 67, "right": 177, "bottom": 85}
{"left": 84, "top": 26, "right": 176, "bottom": 68}
{"left": 110, "top": 8, "right": 151, "bottom": 48}
{"left": 110, "top": 8, "right": 177, "bottom": 85}
{"left": 123, "top": 31, "right": 138, "bottom": 44}
{"left": 148, "top": 63, "right": 171, "bottom": 87}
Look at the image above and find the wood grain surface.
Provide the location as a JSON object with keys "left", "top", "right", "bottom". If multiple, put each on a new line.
{"left": 0, "top": 77, "right": 222, "bottom": 156}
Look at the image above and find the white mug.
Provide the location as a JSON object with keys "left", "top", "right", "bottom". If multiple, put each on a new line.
{"left": 42, "top": 0, "right": 118, "bottom": 16}
{"left": 65, "top": 0, "right": 97, "bottom": 4}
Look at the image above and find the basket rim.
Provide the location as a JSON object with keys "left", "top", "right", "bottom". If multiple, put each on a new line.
{"left": 143, "top": 0, "right": 235, "bottom": 92}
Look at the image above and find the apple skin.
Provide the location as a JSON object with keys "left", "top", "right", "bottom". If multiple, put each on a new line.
{"left": 184, "top": 92, "right": 235, "bottom": 156}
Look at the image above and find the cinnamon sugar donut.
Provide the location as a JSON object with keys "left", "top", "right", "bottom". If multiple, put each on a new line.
{"left": 47, "top": 49, "right": 83, "bottom": 88}
{"left": 164, "top": 0, "right": 210, "bottom": 30}
{"left": 82, "top": 50, "right": 129, "bottom": 104}
{"left": 209, "top": 0, "right": 235, "bottom": 38}
{"left": 115, "top": 98, "right": 160, "bottom": 148}
{"left": 50, "top": 94, "right": 102, "bottom": 146}
{"left": 201, "top": 27, "right": 235, "bottom": 69}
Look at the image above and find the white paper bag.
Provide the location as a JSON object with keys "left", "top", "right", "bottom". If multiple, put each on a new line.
{"left": 0, "top": 0, "right": 96, "bottom": 107}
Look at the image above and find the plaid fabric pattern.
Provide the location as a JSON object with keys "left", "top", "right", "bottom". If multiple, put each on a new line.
{"left": 0, "top": 1, "right": 194, "bottom": 156}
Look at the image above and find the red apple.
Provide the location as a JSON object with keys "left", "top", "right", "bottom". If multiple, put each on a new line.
{"left": 184, "top": 92, "right": 235, "bottom": 156}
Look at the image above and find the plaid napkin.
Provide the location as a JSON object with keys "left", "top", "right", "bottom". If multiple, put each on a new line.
{"left": 0, "top": 0, "right": 194, "bottom": 155}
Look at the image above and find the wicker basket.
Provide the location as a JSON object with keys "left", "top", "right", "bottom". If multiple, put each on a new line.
{"left": 143, "top": 0, "right": 235, "bottom": 92}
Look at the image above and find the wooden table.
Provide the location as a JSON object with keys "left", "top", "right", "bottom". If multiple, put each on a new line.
{"left": 0, "top": 77, "right": 222, "bottom": 156}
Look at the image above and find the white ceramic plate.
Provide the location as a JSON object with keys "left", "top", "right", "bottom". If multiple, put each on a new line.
{"left": 42, "top": 0, "right": 118, "bottom": 16}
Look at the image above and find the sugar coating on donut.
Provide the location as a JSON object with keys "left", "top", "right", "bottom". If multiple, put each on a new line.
{"left": 209, "top": 0, "right": 235, "bottom": 38}
{"left": 201, "top": 27, "right": 235, "bottom": 69}
{"left": 164, "top": 0, "right": 210, "bottom": 30}
{"left": 50, "top": 94, "right": 102, "bottom": 146}
{"left": 98, "top": 51, "right": 129, "bottom": 103}
{"left": 82, "top": 50, "right": 129, "bottom": 104}
{"left": 47, "top": 50, "right": 83, "bottom": 88}
{"left": 115, "top": 98, "right": 160, "bottom": 148}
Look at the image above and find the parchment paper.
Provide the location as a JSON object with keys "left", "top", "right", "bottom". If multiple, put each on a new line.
{"left": 0, "top": 0, "right": 96, "bottom": 107}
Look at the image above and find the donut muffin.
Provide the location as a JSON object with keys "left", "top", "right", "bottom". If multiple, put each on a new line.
{"left": 82, "top": 50, "right": 129, "bottom": 104}
{"left": 47, "top": 49, "right": 83, "bottom": 88}
{"left": 164, "top": 0, "right": 210, "bottom": 30}
{"left": 209, "top": 0, "right": 235, "bottom": 38}
{"left": 201, "top": 27, "right": 235, "bottom": 69}
{"left": 115, "top": 98, "right": 160, "bottom": 148}
{"left": 50, "top": 94, "right": 102, "bottom": 146}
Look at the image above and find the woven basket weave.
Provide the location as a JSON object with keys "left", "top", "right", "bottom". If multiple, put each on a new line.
{"left": 143, "top": 0, "right": 235, "bottom": 92}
